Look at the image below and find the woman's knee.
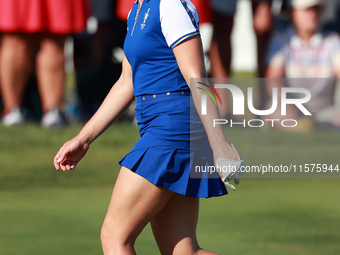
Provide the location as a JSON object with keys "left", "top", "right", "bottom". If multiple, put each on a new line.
{"left": 101, "top": 225, "right": 136, "bottom": 255}
{"left": 1, "top": 33, "right": 31, "bottom": 54}
{"left": 100, "top": 221, "right": 136, "bottom": 247}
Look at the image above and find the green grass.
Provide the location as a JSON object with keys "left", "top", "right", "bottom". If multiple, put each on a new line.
{"left": 0, "top": 123, "right": 140, "bottom": 190}
{"left": 0, "top": 123, "right": 340, "bottom": 254}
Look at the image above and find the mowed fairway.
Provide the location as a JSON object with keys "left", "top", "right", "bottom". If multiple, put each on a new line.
{"left": 0, "top": 123, "right": 339, "bottom": 255}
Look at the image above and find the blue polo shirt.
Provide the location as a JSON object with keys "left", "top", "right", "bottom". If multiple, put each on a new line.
{"left": 124, "top": 0, "right": 200, "bottom": 96}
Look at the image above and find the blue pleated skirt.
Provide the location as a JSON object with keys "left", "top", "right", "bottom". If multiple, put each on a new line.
{"left": 119, "top": 90, "right": 228, "bottom": 198}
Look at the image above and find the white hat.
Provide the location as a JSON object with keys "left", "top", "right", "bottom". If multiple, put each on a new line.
{"left": 292, "top": 0, "right": 324, "bottom": 9}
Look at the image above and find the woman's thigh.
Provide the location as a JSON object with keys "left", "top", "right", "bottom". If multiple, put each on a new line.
{"left": 150, "top": 194, "right": 201, "bottom": 255}
{"left": 101, "top": 166, "right": 174, "bottom": 244}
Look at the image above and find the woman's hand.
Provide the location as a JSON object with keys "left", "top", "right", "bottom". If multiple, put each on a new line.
{"left": 213, "top": 141, "right": 239, "bottom": 162}
{"left": 53, "top": 55, "right": 133, "bottom": 172}
{"left": 54, "top": 137, "right": 90, "bottom": 171}
{"left": 213, "top": 142, "right": 245, "bottom": 191}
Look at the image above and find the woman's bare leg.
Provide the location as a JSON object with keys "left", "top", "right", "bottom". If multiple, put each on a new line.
{"left": 151, "top": 194, "right": 220, "bottom": 255}
{"left": 0, "top": 33, "right": 33, "bottom": 112}
{"left": 36, "top": 34, "right": 67, "bottom": 112}
{"left": 101, "top": 166, "right": 174, "bottom": 255}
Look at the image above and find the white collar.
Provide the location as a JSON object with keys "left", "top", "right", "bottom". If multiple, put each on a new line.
{"left": 290, "top": 32, "right": 323, "bottom": 48}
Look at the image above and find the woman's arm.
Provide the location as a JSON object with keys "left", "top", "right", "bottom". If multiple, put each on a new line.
{"left": 54, "top": 56, "right": 134, "bottom": 171}
{"left": 173, "top": 36, "right": 238, "bottom": 162}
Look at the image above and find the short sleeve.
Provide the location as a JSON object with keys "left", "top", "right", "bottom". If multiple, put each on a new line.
{"left": 269, "top": 52, "right": 286, "bottom": 68}
{"left": 160, "top": 0, "right": 200, "bottom": 49}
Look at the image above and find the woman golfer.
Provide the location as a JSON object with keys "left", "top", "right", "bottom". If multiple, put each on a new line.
{"left": 54, "top": 0, "right": 244, "bottom": 254}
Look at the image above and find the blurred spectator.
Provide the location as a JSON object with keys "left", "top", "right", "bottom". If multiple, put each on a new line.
{"left": 210, "top": 0, "right": 273, "bottom": 117}
{"left": 0, "top": 0, "right": 89, "bottom": 127}
{"left": 74, "top": 0, "right": 125, "bottom": 120}
{"left": 278, "top": 0, "right": 340, "bottom": 33}
{"left": 266, "top": 0, "right": 340, "bottom": 130}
